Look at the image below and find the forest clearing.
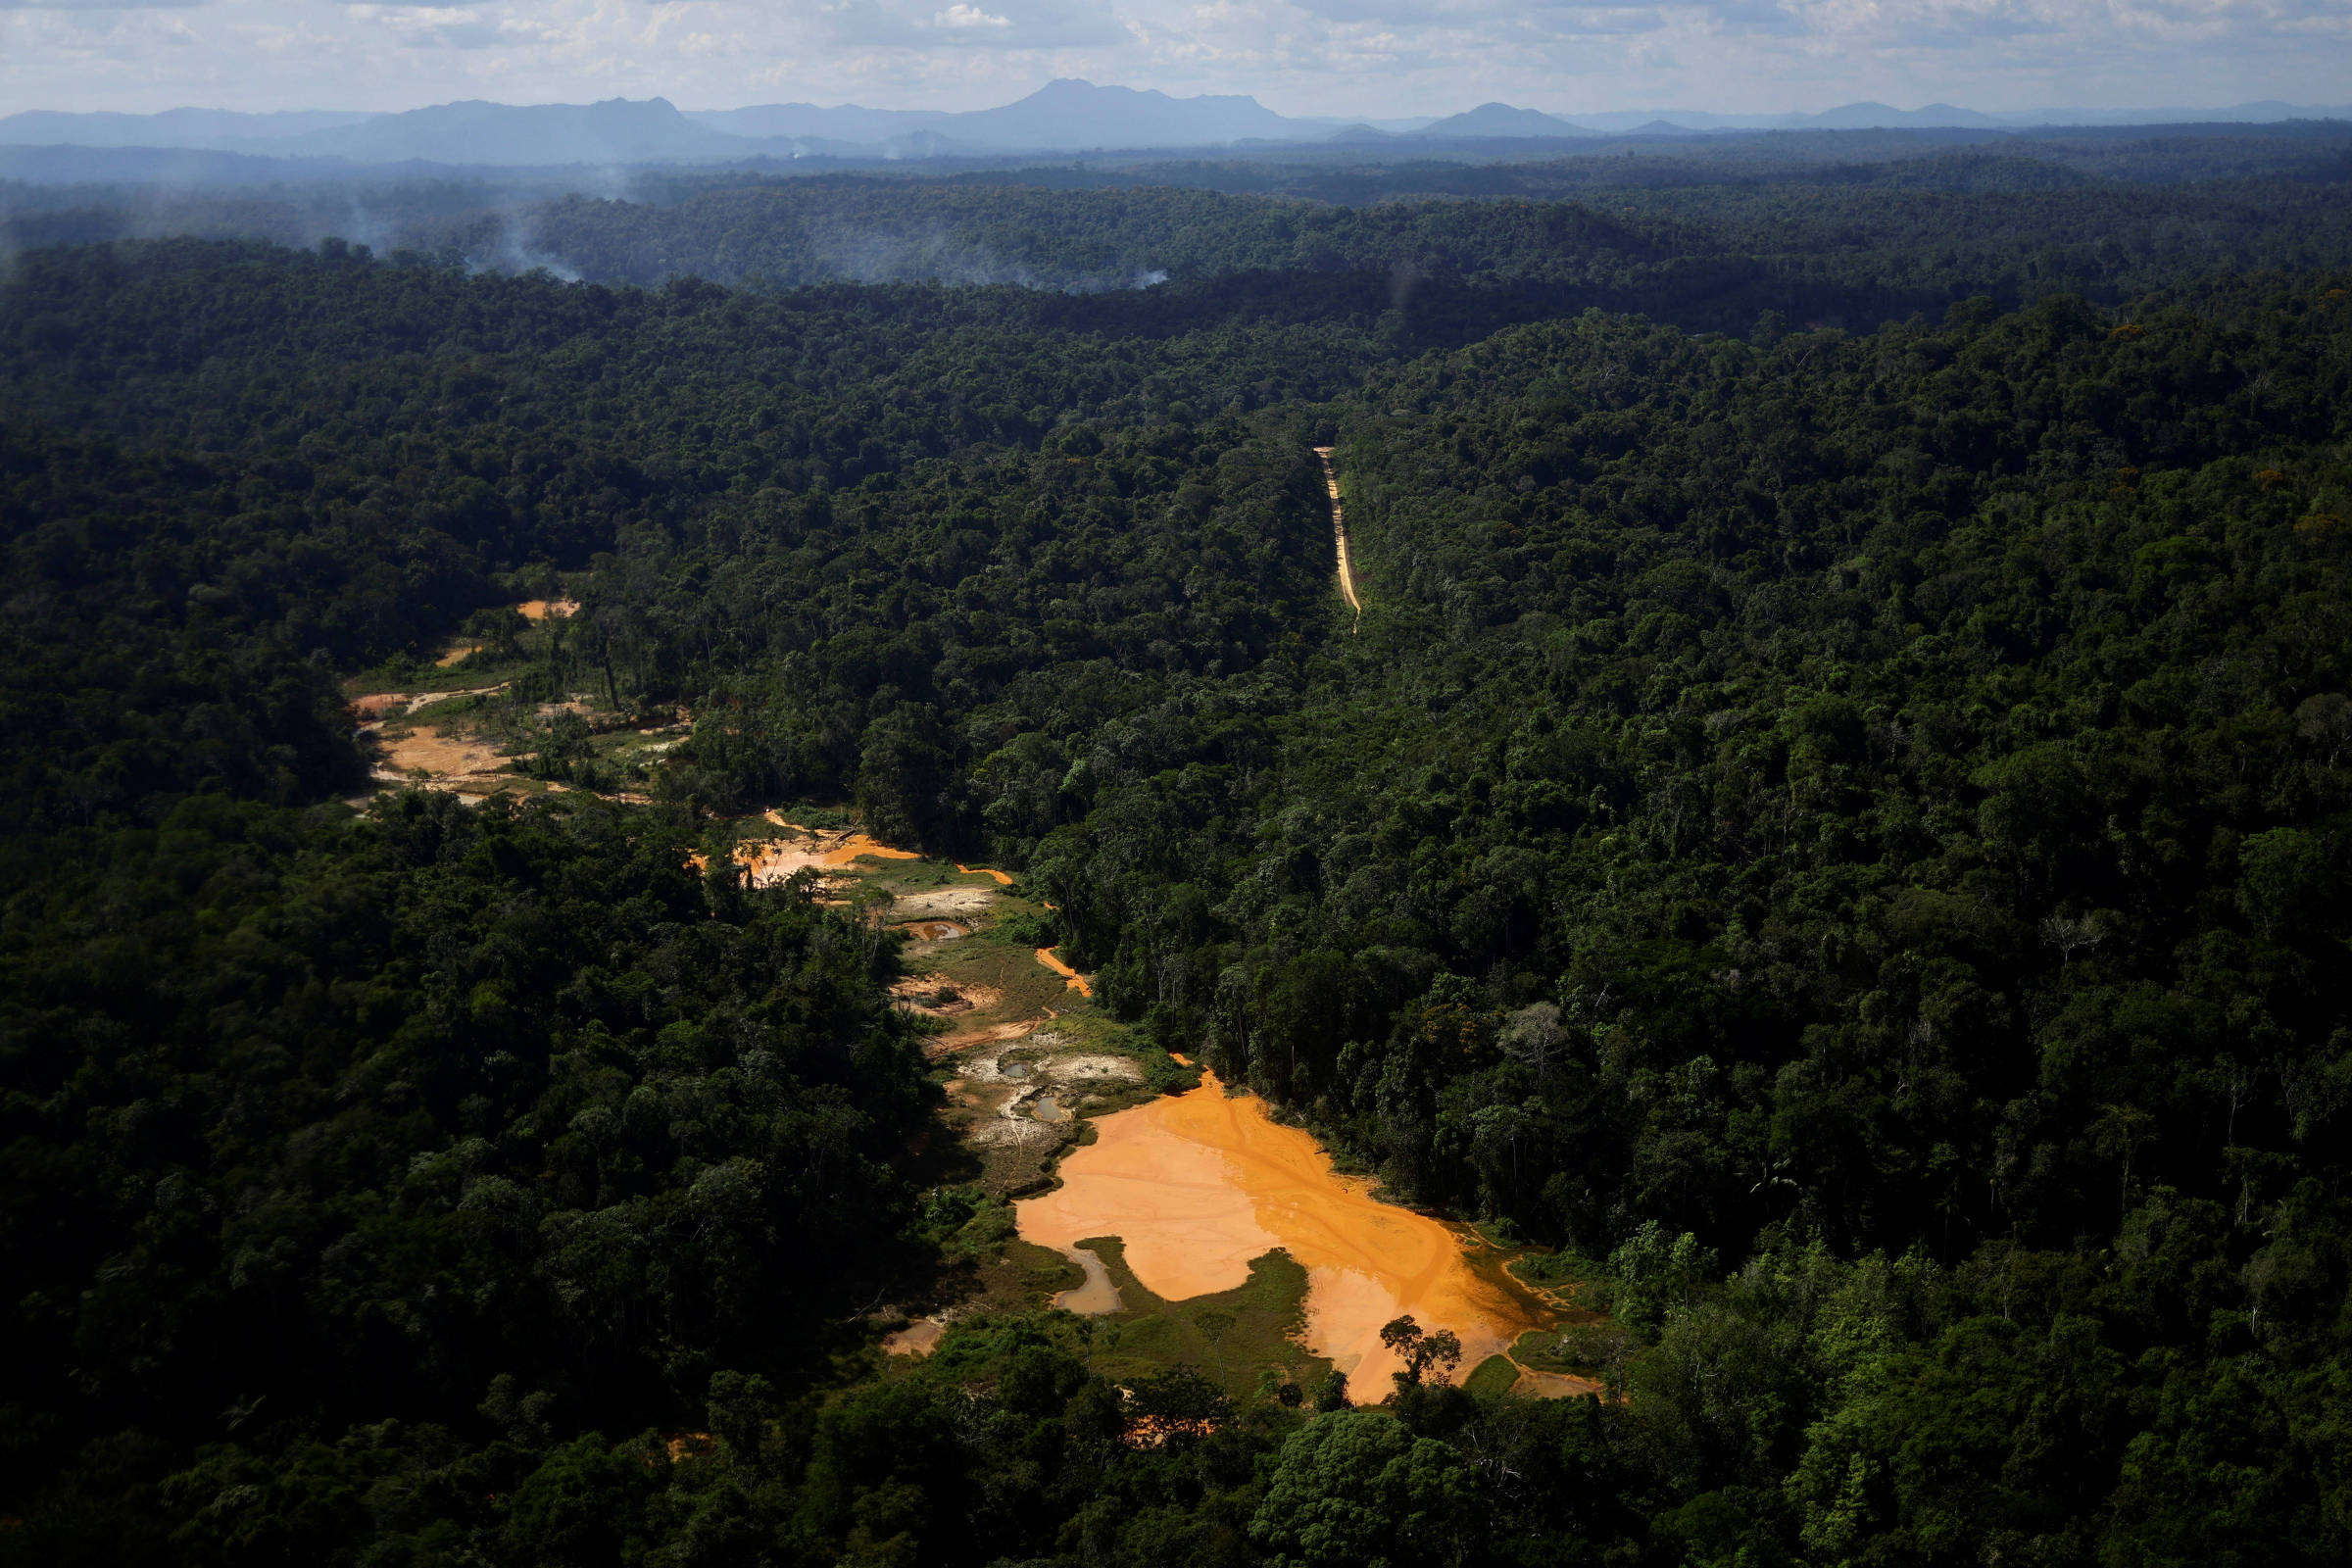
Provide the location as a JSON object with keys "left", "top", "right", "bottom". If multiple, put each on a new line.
{"left": 343, "top": 599, "right": 1592, "bottom": 1397}
{"left": 343, "top": 599, "right": 676, "bottom": 803}
{"left": 794, "top": 828, "right": 1582, "bottom": 1400}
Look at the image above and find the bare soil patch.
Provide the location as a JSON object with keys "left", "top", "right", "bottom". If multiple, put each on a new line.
{"left": 733, "top": 827, "right": 920, "bottom": 887}
{"left": 1509, "top": 1365, "right": 1603, "bottom": 1398}
{"left": 1038, "top": 1054, "right": 1144, "bottom": 1089}
{"left": 934, "top": 1017, "right": 1049, "bottom": 1053}
{"left": 377, "top": 725, "right": 512, "bottom": 780}
{"left": 892, "top": 975, "right": 1006, "bottom": 1018}
{"left": 937, "top": 1037, "right": 1152, "bottom": 1194}
{"left": 881, "top": 1319, "right": 946, "bottom": 1357}
{"left": 895, "top": 886, "right": 998, "bottom": 919}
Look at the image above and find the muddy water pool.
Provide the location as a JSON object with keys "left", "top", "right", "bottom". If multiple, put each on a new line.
{"left": 1055, "top": 1245, "right": 1124, "bottom": 1314}
{"left": 1015, "top": 1067, "right": 1558, "bottom": 1390}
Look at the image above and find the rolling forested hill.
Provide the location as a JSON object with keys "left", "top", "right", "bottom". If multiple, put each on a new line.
{"left": 3, "top": 137, "right": 2350, "bottom": 1566}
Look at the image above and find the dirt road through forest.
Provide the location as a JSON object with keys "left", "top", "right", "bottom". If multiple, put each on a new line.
{"left": 1312, "top": 446, "right": 1362, "bottom": 635}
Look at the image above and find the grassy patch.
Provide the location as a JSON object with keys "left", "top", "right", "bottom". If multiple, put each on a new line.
{"left": 986, "top": 909, "right": 1058, "bottom": 946}
{"left": 857, "top": 857, "right": 998, "bottom": 895}
{"left": 921, "top": 1189, "right": 1087, "bottom": 1314}
{"left": 1074, "top": 1237, "right": 1334, "bottom": 1402}
{"left": 1464, "top": 1354, "right": 1521, "bottom": 1398}
{"left": 1506, "top": 1248, "right": 1612, "bottom": 1313}
{"left": 1511, "top": 1319, "right": 1628, "bottom": 1381}
{"left": 909, "top": 927, "right": 1072, "bottom": 1016}
{"left": 404, "top": 691, "right": 496, "bottom": 725}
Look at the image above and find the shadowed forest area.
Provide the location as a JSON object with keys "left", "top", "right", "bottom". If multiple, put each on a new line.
{"left": 3, "top": 124, "right": 2350, "bottom": 1566}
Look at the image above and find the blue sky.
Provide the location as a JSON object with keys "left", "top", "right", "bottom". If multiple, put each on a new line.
{"left": 1, "top": 0, "right": 2346, "bottom": 119}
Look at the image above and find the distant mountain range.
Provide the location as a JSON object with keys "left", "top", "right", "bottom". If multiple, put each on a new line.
{"left": 0, "top": 84, "right": 1349, "bottom": 165}
{"left": 2, "top": 81, "right": 2346, "bottom": 172}
{"left": 1419, "top": 104, "right": 1597, "bottom": 139}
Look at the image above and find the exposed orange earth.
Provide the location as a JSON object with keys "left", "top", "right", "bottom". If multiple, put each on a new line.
{"left": 1016, "top": 1068, "right": 1558, "bottom": 1390}
{"left": 1035, "top": 948, "right": 1093, "bottom": 996}
{"left": 377, "top": 725, "right": 512, "bottom": 784}
{"left": 730, "top": 823, "right": 919, "bottom": 886}
{"left": 516, "top": 598, "right": 580, "bottom": 620}
{"left": 957, "top": 863, "right": 1016, "bottom": 885}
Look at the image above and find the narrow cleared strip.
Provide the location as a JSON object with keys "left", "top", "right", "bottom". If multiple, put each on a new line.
{"left": 1312, "top": 445, "right": 1362, "bottom": 634}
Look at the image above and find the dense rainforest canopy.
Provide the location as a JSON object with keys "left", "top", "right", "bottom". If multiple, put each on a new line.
{"left": 3, "top": 126, "right": 2349, "bottom": 1566}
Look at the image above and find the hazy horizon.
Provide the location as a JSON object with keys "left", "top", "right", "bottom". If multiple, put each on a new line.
{"left": 3, "top": 0, "right": 2346, "bottom": 123}
{"left": 3, "top": 85, "right": 2347, "bottom": 124}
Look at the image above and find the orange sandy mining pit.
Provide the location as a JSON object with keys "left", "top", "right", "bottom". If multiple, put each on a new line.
{"left": 731, "top": 829, "right": 919, "bottom": 886}
{"left": 1015, "top": 1067, "right": 1556, "bottom": 1390}
{"left": 377, "top": 725, "right": 511, "bottom": 781}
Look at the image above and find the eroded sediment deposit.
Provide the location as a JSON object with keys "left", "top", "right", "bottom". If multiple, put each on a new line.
{"left": 1017, "top": 1064, "right": 1584, "bottom": 1394}
{"left": 730, "top": 817, "right": 921, "bottom": 885}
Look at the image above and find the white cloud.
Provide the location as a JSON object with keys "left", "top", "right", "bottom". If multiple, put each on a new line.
{"left": 815, "top": 0, "right": 1125, "bottom": 48}
{"left": 335, "top": 3, "right": 564, "bottom": 46}
{"left": 0, "top": 0, "right": 205, "bottom": 9}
